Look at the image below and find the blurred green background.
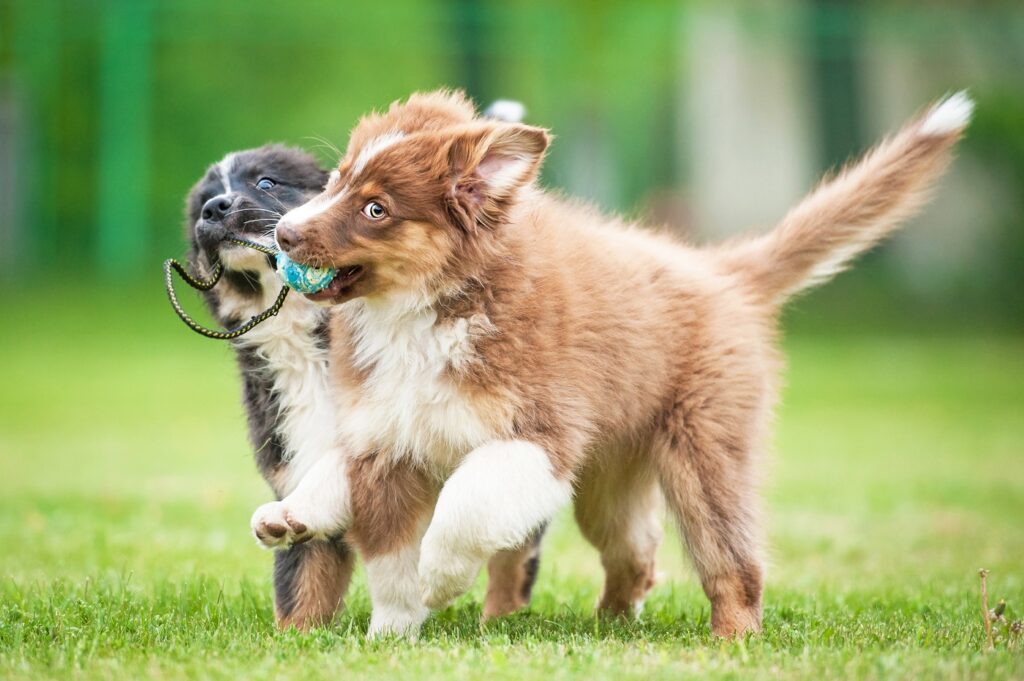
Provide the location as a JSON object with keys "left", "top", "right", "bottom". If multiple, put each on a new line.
{"left": 1, "top": 2, "right": 1023, "bottom": 679}
{"left": 0, "top": 0, "right": 1022, "bottom": 329}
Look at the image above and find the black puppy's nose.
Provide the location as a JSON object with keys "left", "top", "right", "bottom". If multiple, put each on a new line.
{"left": 201, "top": 194, "right": 234, "bottom": 222}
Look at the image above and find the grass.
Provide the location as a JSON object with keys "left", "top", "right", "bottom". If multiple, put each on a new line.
{"left": 1, "top": 285, "right": 1022, "bottom": 680}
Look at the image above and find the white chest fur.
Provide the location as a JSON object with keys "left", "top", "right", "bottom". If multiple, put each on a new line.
{"left": 224, "top": 270, "right": 339, "bottom": 495}
{"left": 339, "top": 296, "right": 495, "bottom": 472}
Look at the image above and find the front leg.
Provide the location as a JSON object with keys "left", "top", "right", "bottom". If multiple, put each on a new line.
{"left": 345, "top": 456, "right": 437, "bottom": 639}
{"left": 251, "top": 449, "right": 352, "bottom": 548}
{"left": 418, "top": 440, "right": 573, "bottom": 610}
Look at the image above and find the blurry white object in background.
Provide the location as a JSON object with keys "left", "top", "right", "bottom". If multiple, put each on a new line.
{"left": 485, "top": 99, "right": 527, "bottom": 123}
{"left": 681, "top": 5, "right": 815, "bottom": 242}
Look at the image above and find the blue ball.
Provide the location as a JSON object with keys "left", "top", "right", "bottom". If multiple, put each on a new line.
{"left": 275, "top": 252, "right": 338, "bottom": 294}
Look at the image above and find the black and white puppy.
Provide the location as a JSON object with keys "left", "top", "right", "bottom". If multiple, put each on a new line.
{"left": 185, "top": 144, "right": 351, "bottom": 628}
{"left": 186, "top": 101, "right": 543, "bottom": 629}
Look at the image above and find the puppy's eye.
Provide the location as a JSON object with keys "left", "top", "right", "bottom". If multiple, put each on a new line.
{"left": 256, "top": 178, "right": 277, "bottom": 191}
{"left": 362, "top": 201, "right": 387, "bottom": 220}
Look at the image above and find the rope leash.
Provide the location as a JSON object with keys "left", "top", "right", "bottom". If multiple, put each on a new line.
{"left": 163, "top": 237, "right": 289, "bottom": 340}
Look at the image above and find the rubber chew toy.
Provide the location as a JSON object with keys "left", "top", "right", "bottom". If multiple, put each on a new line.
{"left": 165, "top": 237, "right": 342, "bottom": 339}
{"left": 275, "top": 252, "right": 337, "bottom": 294}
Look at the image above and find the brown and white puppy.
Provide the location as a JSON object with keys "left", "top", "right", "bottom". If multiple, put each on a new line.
{"left": 190, "top": 111, "right": 543, "bottom": 631}
{"left": 189, "top": 158, "right": 543, "bottom": 632}
{"left": 253, "top": 90, "right": 972, "bottom": 637}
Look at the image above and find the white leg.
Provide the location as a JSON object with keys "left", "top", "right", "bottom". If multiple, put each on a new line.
{"left": 366, "top": 521, "right": 431, "bottom": 639}
{"left": 251, "top": 449, "right": 352, "bottom": 548}
{"left": 418, "top": 440, "right": 572, "bottom": 610}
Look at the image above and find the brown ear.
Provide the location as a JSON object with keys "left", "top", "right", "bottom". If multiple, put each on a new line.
{"left": 446, "top": 123, "right": 550, "bottom": 232}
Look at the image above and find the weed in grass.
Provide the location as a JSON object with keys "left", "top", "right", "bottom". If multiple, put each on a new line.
{"left": 979, "top": 569, "right": 1023, "bottom": 652}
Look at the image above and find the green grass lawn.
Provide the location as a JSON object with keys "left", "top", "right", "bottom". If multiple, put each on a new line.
{"left": 1, "top": 286, "right": 1022, "bottom": 680}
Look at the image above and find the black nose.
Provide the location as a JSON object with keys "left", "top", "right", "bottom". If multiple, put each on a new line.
{"left": 201, "top": 194, "right": 234, "bottom": 222}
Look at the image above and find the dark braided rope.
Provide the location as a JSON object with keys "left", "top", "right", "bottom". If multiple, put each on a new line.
{"left": 164, "top": 237, "right": 289, "bottom": 340}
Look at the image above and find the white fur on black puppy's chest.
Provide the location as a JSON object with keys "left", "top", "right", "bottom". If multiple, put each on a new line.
{"left": 340, "top": 298, "right": 496, "bottom": 471}
{"left": 229, "top": 273, "right": 339, "bottom": 495}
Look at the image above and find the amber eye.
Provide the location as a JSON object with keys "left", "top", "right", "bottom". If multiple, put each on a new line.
{"left": 362, "top": 201, "right": 387, "bottom": 220}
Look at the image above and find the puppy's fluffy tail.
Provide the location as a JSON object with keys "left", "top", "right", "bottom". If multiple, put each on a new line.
{"left": 718, "top": 91, "right": 973, "bottom": 308}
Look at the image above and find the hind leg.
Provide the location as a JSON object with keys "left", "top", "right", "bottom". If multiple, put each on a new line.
{"left": 654, "top": 402, "right": 767, "bottom": 636}
{"left": 273, "top": 536, "right": 355, "bottom": 630}
{"left": 482, "top": 525, "right": 546, "bottom": 620}
{"left": 574, "top": 453, "right": 663, "bottom": 617}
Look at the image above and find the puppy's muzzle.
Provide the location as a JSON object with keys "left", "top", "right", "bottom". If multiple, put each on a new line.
{"left": 202, "top": 193, "right": 235, "bottom": 222}
{"left": 196, "top": 193, "right": 237, "bottom": 251}
{"left": 196, "top": 220, "right": 229, "bottom": 251}
{"left": 275, "top": 219, "right": 302, "bottom": 252}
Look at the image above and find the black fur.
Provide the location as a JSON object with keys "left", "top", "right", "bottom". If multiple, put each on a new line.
{"left": 311, "top": 313, "right": 331, "bottom": 353}
{"left": 520, "top": 525, "right": 546, "bottom": 602}
{"left": 235, "top": 342, "right": 289, "bottom": 483}
{"left": 184, "top": 145, "right": 340, "bottom": 624}
{"left": 183, "top": 144, "right": 328, "bottom": 483}
{"left": 223, "top": 269, "right": 264, "bottom": 298}
{"left": 185, "top": 144, "right": 329, "bottom": 313}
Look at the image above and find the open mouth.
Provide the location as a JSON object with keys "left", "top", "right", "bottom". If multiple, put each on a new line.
{"left": 304, "top": 265, "right": 365, "bottom": 302}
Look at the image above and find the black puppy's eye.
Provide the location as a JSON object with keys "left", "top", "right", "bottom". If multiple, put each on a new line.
{"left": 256, "top": 178, "right": 276, "bottom": 191}
{"left": 362, "top": 201, "right": 387, "bottom": 220}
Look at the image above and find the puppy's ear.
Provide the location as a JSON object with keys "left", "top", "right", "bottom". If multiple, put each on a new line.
{"left": 445, "top": 123, "right": 550, "bottom": 232}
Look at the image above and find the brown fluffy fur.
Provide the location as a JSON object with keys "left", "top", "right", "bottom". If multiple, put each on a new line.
{"left": 247, "top": 94, "right": 550, "bottom": 627}
{"left": 276, "top": 90, "right": 969, "bottom": 636}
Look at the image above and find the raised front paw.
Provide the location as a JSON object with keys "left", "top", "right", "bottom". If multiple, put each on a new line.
{"left": 417, "top": 539, "right": 481, "bottom": 610}
{"left": 250, "top": 501, "right": 313, "bottom": 548}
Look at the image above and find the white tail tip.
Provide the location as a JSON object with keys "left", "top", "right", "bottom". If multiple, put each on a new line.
{"left": 484, "top": 99, "right": 527, "bottom": 123}
{"left": 920, "top": 90, "right": 974, "bottom": 136}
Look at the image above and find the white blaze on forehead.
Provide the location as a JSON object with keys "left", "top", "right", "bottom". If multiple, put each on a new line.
{"left": 351, "top": 131, "right": 406, "bottom": 177}
{"left": 276, "top": 191, "right": 342, "bottom": 244}
{"left": 275, "top": 130, "right": 406, "bottom": 245}
{"left": 217, "top": 152, "right": 236, "bottom": 194}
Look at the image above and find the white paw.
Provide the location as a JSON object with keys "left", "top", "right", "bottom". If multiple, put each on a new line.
{"left": 417, "top": 539, "right": 481, "bottom": 610}
{"left": 367, "top": 606, "right": 427, "bottom": 640}
{"left": 250, "top": 501, "right": 314, "bottom": 548}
